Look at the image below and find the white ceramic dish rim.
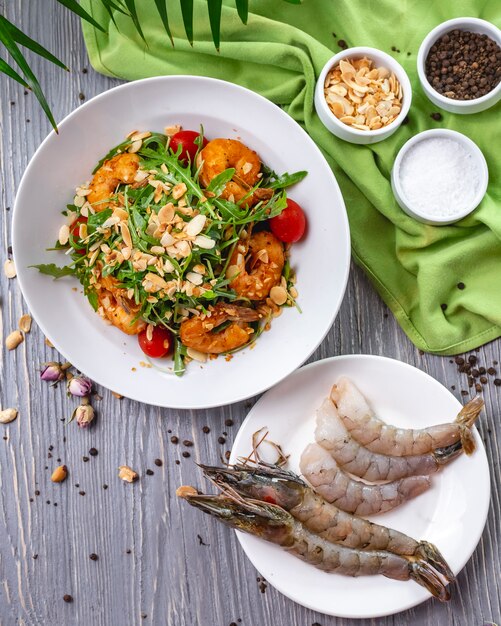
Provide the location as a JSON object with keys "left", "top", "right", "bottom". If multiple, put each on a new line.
{"left": 12, "top": 75, "right": 351, "bottom": 409}
{"left": 316, "top": 46, "right": 412, "bottom": 137}
{"left": 416, "top": 17, "right": 501, "bottom": 108}
{"left": 392, "top": 128, "right": 489, "bottom": 223}
{"left": 229, "top": 354, "right": 491, "bottom": 618}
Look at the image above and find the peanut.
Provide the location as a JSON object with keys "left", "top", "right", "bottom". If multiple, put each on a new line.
{"left": 5, "top": 330, "right": 23, "bottom": 351}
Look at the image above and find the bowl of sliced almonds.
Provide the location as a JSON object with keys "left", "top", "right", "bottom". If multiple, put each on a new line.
{"left": 315, "top": 47, "right": 412, "bottom": 145}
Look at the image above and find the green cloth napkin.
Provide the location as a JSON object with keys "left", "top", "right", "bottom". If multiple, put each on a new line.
{"left": 81, "top": 0, "right": 501, "bottom": 355}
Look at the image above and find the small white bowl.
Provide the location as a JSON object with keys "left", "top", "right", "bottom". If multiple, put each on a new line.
{"left": 391, "top": 129, "right": 488, "bottom": 225}
{"left": 417, "top": 17, "right": 501, "bottom": 114}
{"left": 315, "top": 46, "right": 412, "bottom": 145}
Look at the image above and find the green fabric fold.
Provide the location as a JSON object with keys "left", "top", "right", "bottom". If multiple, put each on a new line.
{"left": 81, "top": 0, "right": 501, "bottom": 354}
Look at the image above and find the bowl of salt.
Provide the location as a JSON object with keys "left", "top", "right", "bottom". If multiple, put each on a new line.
{"left": 391, "top": 129, "right": 488, "bottom": 225}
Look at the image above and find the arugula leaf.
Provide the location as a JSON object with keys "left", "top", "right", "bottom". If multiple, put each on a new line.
{"left": 30, "top": 263, "right": 76, "bottom": 279}
{"left": 88, "top": 208, "right": 113, "bottom": 227}
{"left": 206, "top": 168, "right": 235, "bottom": 196}
{"left": 268, "top": 170, "right": 308, "bottom": 190}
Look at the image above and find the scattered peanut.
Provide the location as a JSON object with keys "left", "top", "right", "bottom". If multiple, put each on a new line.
{"left": 5, "top": 330, "right": 24, "bottom": 351}
{"left": 111, "top": 391, "right": 123, "bottom": 400}
{"left": 118, "top": 465, "right": 138, "bottom": 483}
{"left": 3, "top": 259, "right": 16, "bottom": 279}
{"left": 45, "top": 337, "right": 55, "bottom": 348}
{"left": 18, "top": 314, "right": 32, "bottom": 333}
{"left": 51, "top": 465, "right": 68, "bottom": 483}
{"left": 176, "top": 485, "right": 198, "bottom": 498}
{"left": 0, "top": 408, "right": 18, "bottom": 424}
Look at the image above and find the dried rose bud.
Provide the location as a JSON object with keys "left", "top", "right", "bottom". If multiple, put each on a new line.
{"left": 72, "top": 404, "right": 95, "bottom": 428}
{"left": 40, "top": 362, "right": 66, "bottom": 382}
{"left": 67, "top": 376, "right": 92, "bottom": 397}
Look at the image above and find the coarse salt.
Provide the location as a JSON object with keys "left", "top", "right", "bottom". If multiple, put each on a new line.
{"left": 398, "top": 137, "right": 481, "bottom": 218}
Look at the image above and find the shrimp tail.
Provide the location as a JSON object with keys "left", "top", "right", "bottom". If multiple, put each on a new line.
{"left": 433, "top": 440, "right": 463, "bottom": 466}
{"left": 454, "top": 396, "right": 483, "bottom": 455}
{"left": 415, "top": 542, "right": 455, "bottom": 583}
{"left": 409, "top": 560, "right": 451, "bottom": 602}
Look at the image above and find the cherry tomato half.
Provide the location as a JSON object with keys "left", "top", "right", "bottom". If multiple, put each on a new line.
{"left": 70, "top": 216, "right": 88, "bottom": 255}
{"left": 170, "top": 130, "right": 208, "bottom": 165}
{"left": 269, "top": 198, "right": 307, "bottom": 243}
{"left": 138, "top": 326, "right": 173, "bottom": 359}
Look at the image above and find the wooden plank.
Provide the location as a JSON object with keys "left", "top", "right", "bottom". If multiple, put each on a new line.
{"left": 0, "top": 2, "right": 499, "bottom": 624}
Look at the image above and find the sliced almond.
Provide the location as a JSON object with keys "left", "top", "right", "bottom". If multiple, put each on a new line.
{"left": 186, "top": 271, "right": 203, "bottom": 286}
{"left": 131, "top": 131, "right": 151, "bottom": 142}
{"left": 194, "top": 235, "right": 215, "bottom": 250}
{"left": 160, "top": 231, "right": 175, "bottom": 247}
{"left": 128, "top": 139, "right": 142, "bottom": 153}
{"left": 58, "top": 224, "right": 70, "bottom": 246}
{"left": 186, "top": 347, "right": 207, "bottom": 363}
{"left": 158, "top": 203, "right": 175, "bottom": 224}
{"left": 172, "top": 183, "right": 187, "bottom": 200}
{"left": 325, "top": 57, "right": 402, "bottom": 132}
{"left": 185, "top": 214, "right": 206, "bottom": 237}
{"left": 120, "top": 222, "right": 132, "bottom": 248}
{"left": 165, "top": 124, "right": 182, "bottom": 137}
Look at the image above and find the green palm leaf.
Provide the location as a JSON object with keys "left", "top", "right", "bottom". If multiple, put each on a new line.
{"left": 0, "top": 16, "right": 57, "bottom": 131}
{"left": 180, "top": 0, "right": 194, "bottom": 46}
{"left": 235, "top": 0, "right": 249, "bottom": 24}
{"left": 98, "top": 0, "right": 129, "bottom": 27}
{"left": 207, "top": 0, "right": 223, "bottom": 51}
{"left": 0, "top": 0, "right": 303, "bottom": 131}
{"left": 153, "top": 0, "right": 174, "bottom": 45}
{"left": 123, "top": 0, "right": 147, "bottom": 42}
{"left": 54, "top": 0, "right": 105, "bottom": 32}
{"left": 5, "top": 19, "right": 68, "bottom": 70}
{"left": 0, "top": 58, "right": 30, "bottom": 88}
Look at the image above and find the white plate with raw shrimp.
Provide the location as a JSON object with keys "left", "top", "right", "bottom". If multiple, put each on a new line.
{"left": 12, "top": 76, "right": 350, "bottom": 408}
{"left": 230, "top": 354, "right": 490, "bottom": 618}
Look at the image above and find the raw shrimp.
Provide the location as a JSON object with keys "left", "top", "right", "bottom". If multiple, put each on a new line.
{"left": 96, "top": 275, "right": 145, "bottom": 335}
{"left": 197, "top": 139, "right": 273, "bottom": 207}
{"left": 88, "top": 153, "right": 139, "bottom": 211}
{"left": 330, "top": 377, "right": 483, "bottom": 456}
{"left": 300, "top": 443, "right": 430, "bottom": 516}
{"left": 179, "top": 303, "right": 260, "bottom": 354}
{"left": 315, "top": 399, "right": 463, "bottom": 482}
{"left": 227, "top": 231, "right": 285, "bottom": 300}
{"left": 177, "top": 488, "right": 450, "bottom": 601}
{"left": 202, "top": 463, "right": 453, "bottom": 582}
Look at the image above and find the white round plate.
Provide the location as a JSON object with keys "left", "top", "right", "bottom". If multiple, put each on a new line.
{"left": 13, "top": 76, "right": 350, "bottom": 408}
{"left": 230, "top": 355, "right": 490, "bottom": 619}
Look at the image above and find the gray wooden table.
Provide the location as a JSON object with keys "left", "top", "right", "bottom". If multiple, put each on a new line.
{"left": 1, "top": 3, "right": 500, "bottom": 625}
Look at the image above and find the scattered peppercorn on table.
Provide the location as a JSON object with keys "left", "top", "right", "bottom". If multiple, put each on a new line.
{"left": 0, "top": 3, "right": 500, "bottom": 626}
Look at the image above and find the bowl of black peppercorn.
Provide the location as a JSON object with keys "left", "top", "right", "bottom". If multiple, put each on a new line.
{"left": 417, "top": 17, "right": 501, "bottom": 114}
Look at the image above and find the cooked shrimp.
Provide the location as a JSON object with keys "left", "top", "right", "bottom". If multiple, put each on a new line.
{"left": 300, "top": 443, "right": 431, "bottom": 516}
{"left": 96, "top": 275, "right": 145, "bottom": 335}
{"left": 197, "top": 139, "right": 273, "bottom": 206}
{"left": 202, "top": 463, "right": 453, "bottom": 582}
{"left": 315, "top": 398, "right": 463, "bottom": 482}
{"left": 88, "top": 153, "right": 139, "bottom": 211}
{"left": 331, "top": 377, "right": 483, "bottom": 456}
{"left": 179, "top": 303, "right": 260, "bottom": 354}
{"left": 227, "top": 231, "right": 284, "bottom": 300}
{"left": 178, "top": 488, "right": 450, "bottom": 601}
